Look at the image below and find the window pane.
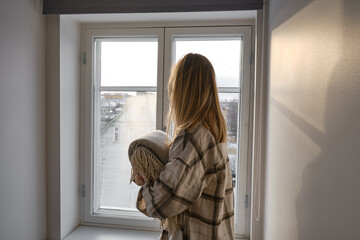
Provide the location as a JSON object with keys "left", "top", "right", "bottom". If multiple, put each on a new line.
{"left": 219, "top": 93, "right": 239, "bottom": 188}
{"left": 97, "top": 91, "right": 156, "bottom": 210}
{"left": 174, "top": 38, "right": 241, "bottom": 87}
{"left": 100, "top": 39, "right": 158, "bottom": 87}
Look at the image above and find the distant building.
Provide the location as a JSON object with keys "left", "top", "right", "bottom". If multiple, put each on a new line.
{"left": 99, "top": 92, "right": 156, "bottom": 209}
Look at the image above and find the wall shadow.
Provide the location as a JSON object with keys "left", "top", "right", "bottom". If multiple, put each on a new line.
{"left": 294, "top": 1, "right": 360, "bottom": 239}
{"left": 268, "top": 0, "right": 314, "bottom": 30}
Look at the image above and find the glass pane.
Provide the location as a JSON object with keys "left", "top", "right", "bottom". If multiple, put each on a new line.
{"left": 219, "top": 93, "right": 239, "bottom": 194}
{"left": 97, "top": 91, "right": 156, "bottom": 210}
{"left": 100, "top": 39, "right": 158, "bottom": 87}
{"left": 174, "top": 38, "right": 241, "bottom": 87}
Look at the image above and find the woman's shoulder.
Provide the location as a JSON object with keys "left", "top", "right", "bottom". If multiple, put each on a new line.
{"left": 171, "top": 123, "right": 226, "bottom": 152}
{"left": 194, "top": 124, "right": 228, "bottom": 157}
{"left": 191, "top": 123, "right": 223, "bottom": 145}
{"left": 170, "top": 123, "right": 228, "bottom": 166}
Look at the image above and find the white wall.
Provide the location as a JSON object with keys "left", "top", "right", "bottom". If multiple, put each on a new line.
{"left": 46, "top": 15, "right": 81, "bottom": 239}
{"left": 46, "top": 14, "right": 61, "bottom": 240}
{"left": 263, "top": 0, "right": 360, "bottom": 239}
{"left": 60, "top": 16, "right": 81, "bottom": 238}
{"left": 0, "top": 0, "right": 47, "bottom": 239}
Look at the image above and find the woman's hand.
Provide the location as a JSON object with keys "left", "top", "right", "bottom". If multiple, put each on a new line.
{"left": 134, "top": 173, "right": 145, "bottom": 186}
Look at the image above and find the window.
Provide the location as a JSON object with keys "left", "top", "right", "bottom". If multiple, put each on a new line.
{"left": 113, "top": 126, "right": 119, "bottom": 142}
{"left": 83, "top": 25, "right": 253, "bottom": 235}
{"left": 164, "top": 27, "right": 252, "bottom": 235}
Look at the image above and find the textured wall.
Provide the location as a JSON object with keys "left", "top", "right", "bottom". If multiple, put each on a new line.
{"left": 264, "top": 0, "right": 360, "bottom": 239}
{"left": 0, "top": 0, "right": 47, "bottom": 239}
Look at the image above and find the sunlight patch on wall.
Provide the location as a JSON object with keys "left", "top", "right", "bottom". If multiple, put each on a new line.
{"left": 269, "top": 0, "right": 343, "bottom": 134}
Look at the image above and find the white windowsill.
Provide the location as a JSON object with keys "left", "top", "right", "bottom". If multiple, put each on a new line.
{"left": 64, "top": 226, "right": 249, "bottom": 240}
{"left": 63, "top": 226, "right": 161, "bottom": 240}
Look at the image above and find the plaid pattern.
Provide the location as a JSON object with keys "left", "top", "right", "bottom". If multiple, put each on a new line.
{"left": 139, "top": 124, "right": 234, "bottom": 239}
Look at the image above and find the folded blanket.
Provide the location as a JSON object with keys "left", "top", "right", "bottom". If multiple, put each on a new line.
{"left": 128, "top": 130, "right": 178, "bottom": 237}
{"left": 128, "top": 130, "right": 169, "bottom": 184}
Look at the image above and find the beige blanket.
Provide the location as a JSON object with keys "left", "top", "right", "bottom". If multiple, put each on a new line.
{"left": 128, "top": 130, "right": 178, "bottom": 237}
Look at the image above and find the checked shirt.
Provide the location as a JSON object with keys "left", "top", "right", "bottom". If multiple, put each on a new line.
{"left": 138, "top": 124, "right": 234, "bottom": 239}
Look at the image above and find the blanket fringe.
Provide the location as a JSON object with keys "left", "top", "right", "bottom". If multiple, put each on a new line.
{"left": 130, "top": 146, "right": 179, "bottom": 236}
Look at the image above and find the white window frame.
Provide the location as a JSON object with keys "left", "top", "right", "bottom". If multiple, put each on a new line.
{"left": 83, "top": 28, "right": 164, "bottom": 230}
{"left": 164, "top": 26, "right": 252, "bottom": 236}
{"left": 82, "top": 23, "right": 254, "bottom": 236}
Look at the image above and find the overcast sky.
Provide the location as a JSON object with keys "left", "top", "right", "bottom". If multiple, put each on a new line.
{"left": 100, "top": 38, "right": 241, "bottom": 88}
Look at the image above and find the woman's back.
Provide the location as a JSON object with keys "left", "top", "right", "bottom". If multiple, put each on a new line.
{"left": 142, "top": 124, "right": 234, "bottom": 239}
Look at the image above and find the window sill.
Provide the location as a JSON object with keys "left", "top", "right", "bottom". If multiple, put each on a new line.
{"left": 64, "top": 226, "right": 250, "bottom": 240}
{"left": 63, "top": 226, "right": 161, "bottom": 240}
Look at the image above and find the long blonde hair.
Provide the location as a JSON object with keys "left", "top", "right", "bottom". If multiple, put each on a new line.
{"left": 167, "top": 53, "right": 227, "bottom": 143}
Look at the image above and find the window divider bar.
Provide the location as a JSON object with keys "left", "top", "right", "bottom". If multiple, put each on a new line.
{"left": 100, "top": 86, "right": 157, "bottom": 92}
{"left": 100, "top": 87, "right": 237, "bottom": 93}
{"left": 173, "top": 36, "right": 242, "bottom": 41}
{"left": 217, "top": 87, "right": 240, "bottom": 93}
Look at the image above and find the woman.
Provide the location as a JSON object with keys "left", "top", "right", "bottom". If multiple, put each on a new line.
{"left": 135, "top": 53, "right": 234, "bottom": 239}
